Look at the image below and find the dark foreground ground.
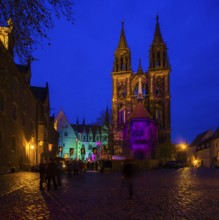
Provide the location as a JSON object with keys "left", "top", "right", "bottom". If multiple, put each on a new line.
{"left": 0, "top": 168, "right": 219, "bottom": 220}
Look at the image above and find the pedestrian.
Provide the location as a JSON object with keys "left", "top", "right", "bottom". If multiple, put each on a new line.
{"left": 120, "top": 158, "right": 135, "bottom": 199}
{"left": 39, "top": 161, "right": 47, "bottom": 190}
{"left": 46, "top": 159, "right": 58, "bottom": 191}
{"left": 56, "top": 160, "right": 62, "bottom": 187}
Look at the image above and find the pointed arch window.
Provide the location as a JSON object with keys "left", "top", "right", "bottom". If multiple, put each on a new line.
{"left": 156, "top": 51, "right": 160, "bottom": 67}
{"left": 125, "top": 57, "right": 128, "bottom": 70}
{"left": 163, "top": 51, "right": 166, "bottom": 67}
{"left": 120, "top": 57, "right": 124, "bottom": 70}
{"left": 116, "top": 57, "right": 119, "bottom": 71}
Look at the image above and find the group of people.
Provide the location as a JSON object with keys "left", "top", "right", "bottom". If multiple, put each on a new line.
{"left": 39, "top": 159, "right": 62, "bottom": 191}
{"left": 66, "top": 159, "right": 87, "bottom": 177}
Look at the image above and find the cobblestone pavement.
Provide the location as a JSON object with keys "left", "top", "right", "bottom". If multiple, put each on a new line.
{"left": 0, "top": 168, "right": 219, "bottom": 220}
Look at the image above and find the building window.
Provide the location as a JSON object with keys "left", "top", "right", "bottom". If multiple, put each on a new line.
{"left": 88, "top": 144, "right": 92, "bottom": 150}
{"left": 12, "top": 104, "right": 17, "bottom": 120}
{"left": 63, "top": 143, "right": 65, "bottom": 147}
{"left": 83, "top": 134, "right": 87, "bottom": 142}
{"left": 96, "top": 135, "right": 100, "bottom": 142}
{"left": 64, "top": 132, "right": 68, "bottom": 137}
{"left": 89, "top": 135, "right": 93, "bottom": 142}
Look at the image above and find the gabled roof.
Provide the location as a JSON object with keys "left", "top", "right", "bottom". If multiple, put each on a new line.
{"left": 190, "top": 130, "right": 213, "bottom": 147}
{"left": 30, "top": 86, "right": 47, "bottom": 101}
{"left": 71, "top": 124, "right": 105, "bottom": 137}
{"left": 196, "top": 137, "right": 212, "bottom": 152}
{"left": 212, "top": 127, "right": 219, "bottom": 139}
{"left": 129, "top": 102, "right": 152, "bottom": 120}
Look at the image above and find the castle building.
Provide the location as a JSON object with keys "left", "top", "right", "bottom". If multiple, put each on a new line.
{"left": 55, "top": 110, "right": 109, "bottom": 161}
{"left": 112, "top": 17, "right": 171, "bottom": 159}
{"left": 0, "top": 20, "right": 57, "bottom": 172}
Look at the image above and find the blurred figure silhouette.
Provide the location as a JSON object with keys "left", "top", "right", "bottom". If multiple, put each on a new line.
{"left": 39, "top": 160, "right": 47, "bottom": 190}
{"left": 121, "top": 158, "right": 134, "bottom": 199}
{"left": 46, "top": 159, "right": 57, "bottom": 191}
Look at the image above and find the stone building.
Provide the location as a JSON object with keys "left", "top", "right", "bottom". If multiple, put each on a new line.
{"left": 0, "top": 21, "right": 57, "bottom": 172}
{"left": 55, "top": 110, "right": 109, "bottom": 161}
{"left": 112, "top": 16, "right": 171, "bottom": 159}
{"left": 187, "top": 128, "right": 219, "bottom": 167}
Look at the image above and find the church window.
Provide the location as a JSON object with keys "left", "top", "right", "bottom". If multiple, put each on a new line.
{"left": 152, "top": 53, "right": 155, "bottom": 68}
{"left": 125, "top": 57, "right": 128, "bottom": 70}
{"left": 163, "top": 51, "right": 166, "bottom": 67}
{"left": 120, "top": 57, "right": 124, "bottom": 70}
{"left": 116, "top": 58, "right": 118, "bottom": 71}
{"left": 156, "top": 51, "right": 160, "bottom": 67}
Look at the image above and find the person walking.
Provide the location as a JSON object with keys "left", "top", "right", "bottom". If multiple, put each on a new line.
{"left": 56, "top": 160, "right": 62, "bottom": 187}
{"left": 46, "top": 159, "right": 58, "bottom": 191}
{"left": 121, "top": 158, "right": 135, "bottom": 199}
{"left": 39, "top": 161, "right": 47, "bottom": 190}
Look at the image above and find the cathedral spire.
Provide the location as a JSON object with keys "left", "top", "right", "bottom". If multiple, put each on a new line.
{"left": 137, "top": 59, "right": 143, "bottom": 74}
{"left": 118, "top": 20, "right": 129, "bottom": 49}
{"left": 104, "top": 106, "right": 110, "bottom": 127}
{"left": 113, "top": 20, "right": 131, "bottom": 72}
{"left": 153, "top": 15, "right": 164, "bottom": 44}
{"left": 149, "top": 16, "right": 169, "bottom": 69}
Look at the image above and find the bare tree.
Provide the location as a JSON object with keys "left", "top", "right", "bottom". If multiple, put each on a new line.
{"left": 0, "top": 0, "right": 74, "bottom": 62}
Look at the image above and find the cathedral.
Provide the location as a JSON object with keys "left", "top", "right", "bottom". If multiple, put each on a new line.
{"left": 112, "top": 16, "right": 171, "bottom": 159}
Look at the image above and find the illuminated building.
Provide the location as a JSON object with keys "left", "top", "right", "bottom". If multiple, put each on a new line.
{"left": 112, "top": 17, "right": 171, "bottom": 159}
{"left": 0, "top": 21, "right": 57, "bottom": 172}
{"left": 187, "top": 128, "right": 219, "bottom": 167}
{"left": 55, "top": 110, "right": 109, "bottom": 161}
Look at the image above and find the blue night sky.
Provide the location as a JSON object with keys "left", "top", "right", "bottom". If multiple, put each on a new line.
{"left": 31, "top": 0, "right": 219, "bottom": 144}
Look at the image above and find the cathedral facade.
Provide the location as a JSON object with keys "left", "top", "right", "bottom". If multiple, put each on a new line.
{"left": 112, "top": 17, "right": 171, "bottom": 159}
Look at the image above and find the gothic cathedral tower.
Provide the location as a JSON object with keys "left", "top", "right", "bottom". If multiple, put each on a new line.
{"left": 112, "top": 17, "right": 171, "bottom": 154}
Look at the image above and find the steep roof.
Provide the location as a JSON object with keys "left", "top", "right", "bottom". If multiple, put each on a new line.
{"left": 152, "top": 15, "right": 164, "bottom": 45}
{"left": 129, "top": 102, "right": 152, "bottom": 120}
{"left": 71, "top": 124, "right": 104, "bottom": 137}
{"left": 117, "top": 20, "right": 129, "bottom": 49}
{"left": 190, "top": 130, "right": 213, "bottom": 147}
